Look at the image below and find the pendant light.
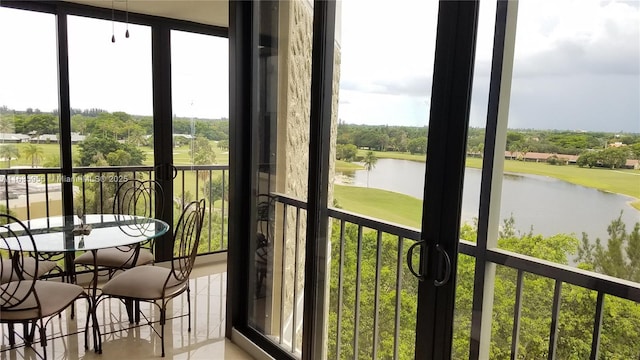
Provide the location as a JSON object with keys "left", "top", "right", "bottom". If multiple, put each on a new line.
{"left": 111, "top": 0, "right": 115, "bottom": 42}
{"left": 125, "top": 0, "right": 130, "bottom": 38}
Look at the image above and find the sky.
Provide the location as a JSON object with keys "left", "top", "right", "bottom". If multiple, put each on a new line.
{"left": 337, "top": 0, "right": 640, "bottom": 132}
{"left": 0, "top": 0, "right": 638, "bottom": 132}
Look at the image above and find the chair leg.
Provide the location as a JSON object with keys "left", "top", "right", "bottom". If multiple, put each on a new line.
{"left": 125, "top": 299, "right": 134, "bottom": 324}
{"left": 25, "top": 321, "right": 35, "bottom": 346}
{"left": 39, "top": 319, "right": 47, "bottom": 360}
{"left": 160, "top": 307, "right": 166, "bottom": 357}
{"left": 134, "top": 300, "right": 141, "bottom": 324}
{"left": 39, "top": 319, "right": 46, "bottom": 347}
{"left": 187, "top": 285, "right": 192, "bottom": 332}
{"left": 84, "top": 299, "right": 92, "bottom": 350}
{"left": 90, "top": 299, "right": 102, "bottom": 354}
{"left": 8, "top": 323, "right": 15, "bottom": 346}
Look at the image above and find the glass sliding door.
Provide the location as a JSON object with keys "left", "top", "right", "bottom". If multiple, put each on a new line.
{"left": 473, "top": 1, "right": 640, "bottom": 359}
{"left": 248, "top": 1, "right": 313, "bottom": 356}
{"left": 230, "top": 0, "right": 481, "bottom": 359}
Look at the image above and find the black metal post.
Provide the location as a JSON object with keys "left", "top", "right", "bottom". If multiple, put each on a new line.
{"left": 151, "top": 24, "right": 174, "bottom": 262}
{"left": 417, "top": 1, "right": 479, "bottom": 359}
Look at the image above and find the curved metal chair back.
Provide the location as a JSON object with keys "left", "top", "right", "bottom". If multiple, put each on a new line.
{"left": 0, "top": 214, "right": 39, "bottom": 312}
{"left": 170, "top": 199, "right": 205, "bottom": 284}
{"left": 113, "top": 179, "right": 164, "bottom": 236}
{"left": 114, "top": 179, "right": 164, "bottom": 217}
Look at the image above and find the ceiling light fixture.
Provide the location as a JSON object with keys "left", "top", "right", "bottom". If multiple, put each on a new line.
{"left": 125, "top": 0, "right": 130, "bottom": 38}
{"left": 111, "top": 0, "right": 115, "bottom": 42}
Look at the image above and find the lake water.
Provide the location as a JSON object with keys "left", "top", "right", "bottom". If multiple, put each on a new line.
{"left": 344, "top": 158, "right": 640, "bottom": 242}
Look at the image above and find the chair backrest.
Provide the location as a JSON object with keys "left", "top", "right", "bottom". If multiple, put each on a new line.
{"left": 113, "top": 179, "right": 164, "bottom": 218}
{"left": 169, "top": 199, "right": 205, "bottom": 284}
{"left": 113, "top": 179, "right": 164, "bottom": 236}
{"left": 0, "top": 214, "right": 39, "bottom": 312}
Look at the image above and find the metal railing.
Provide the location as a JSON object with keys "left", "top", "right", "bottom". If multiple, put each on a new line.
{"left": 2, "top": 167, "right": 639, "bottom": 359}
{"left": 267, "top": 193, "right": 640, "bottom": 360}
{"left": 0, "top": 165, "right": 229, "bottom": 256}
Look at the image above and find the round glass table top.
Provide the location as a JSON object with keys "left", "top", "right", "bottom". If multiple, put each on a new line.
{"left": 1, "top": 214, "right": 170, "bottom": 252}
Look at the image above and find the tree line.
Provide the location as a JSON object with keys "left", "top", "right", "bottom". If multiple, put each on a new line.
{"left": 336, "top": 123, "right": 640, "bottom": 160}
{"left": 0, "top": 109, "right": 229, "bottom": 142}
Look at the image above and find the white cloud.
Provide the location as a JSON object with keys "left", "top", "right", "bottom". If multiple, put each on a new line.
{"left": 337, "top": 0, "right": 639, "bottom": 131}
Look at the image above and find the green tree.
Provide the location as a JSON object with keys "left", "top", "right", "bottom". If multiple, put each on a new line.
{"left": 24, "top": 113, "right": 58, "bottom": 136}
{"left": 336, "top": 144, "right": 358, "bottom": 162}
{"left": 407, "top": 137, "right": 426, "bottom": 155}
{"left": 106, "top": 149, "right": 132, "bottom": 166}
{"left": 78, "top": 135, "right": 145, "bottom": 166}
{"left": 43, "top": 153, "right": 60, "bottom": 168}
{"left": 190, "top": 136, "right": 216, "bottom": 165}
{"left": 0, "top": 116, "right": 15, "bottom": 139}
{"left": 362, "top": 151, "right": 377, "bottom": 188}
{"left": 203, "top": 173, "right": 229, "bottom": 204}
{"left": 218, "top": 139, "right": 229, "bottom": 151}
{"left": 0, "top": 144, "right": 19, "bottom": 168}
{"left": 578, "top": 213, "right": 640, "bottom": 282}
{"left": 22, "top": 144, "right": 44, "bottom": 168}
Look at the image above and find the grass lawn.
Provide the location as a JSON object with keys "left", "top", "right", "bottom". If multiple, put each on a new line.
{"left": 0, "top": 143, "right": 62, "bottom": 168}
{"left": 336, "top": 160, "right": 364, "bottom": 172}
{"left": 358, "top": 149, "right": 426, "bottom": 162}
{"left": 334, "top": 184, "right": 422, "bottom": 229}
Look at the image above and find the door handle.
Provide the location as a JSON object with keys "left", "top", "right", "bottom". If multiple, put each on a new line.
{"left": 168, "top": 164, "right": 178, "bottom": 180}
{"left": 407, "top": 240, "right": 426, "bottom": 281}
{"left": 434, "top": 244, "right": 451, "bottom": 287}
{"left": 154, "top": 164, "right": 178, "bottom": 180}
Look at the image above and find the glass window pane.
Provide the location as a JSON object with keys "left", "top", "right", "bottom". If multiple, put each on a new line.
{"left": 489, "top": 1, "right": 640, "bottom": 358}
{"left": 0, "top": 7, "right": 61, "bottom": 219}
{"left": 67, "top": 15, "right": 153, "bottom": 214}
{"left": 171, "top": 30, "right": 229, "bottom": 253}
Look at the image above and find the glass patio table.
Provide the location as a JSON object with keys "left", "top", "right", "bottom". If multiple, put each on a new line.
{"left": 5, "top": 214, "right": 169, "bottom": 253}
{"left": 0, "top": 214, "right": 170, "bottom": 353}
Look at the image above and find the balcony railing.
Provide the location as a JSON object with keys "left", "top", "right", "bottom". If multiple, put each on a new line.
{"left": 269, "top": 193, "right": 640, "bottom": 359}
{"left": 0, "top": 165, "right": 228, "bottom": 257}
{"left": 2, "top": 167, "right": 639, "bottom": 358}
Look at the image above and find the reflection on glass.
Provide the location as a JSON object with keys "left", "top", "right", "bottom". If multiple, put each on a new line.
{"left": 248, "top": 0, "right": 313, "bottom": 355}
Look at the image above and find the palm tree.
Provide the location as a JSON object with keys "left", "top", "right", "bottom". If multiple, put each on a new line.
{"left": 0, "top": 144, "right": 19, "bottom": 168}
{"left": 363, "top": 150, "right": 378, "bottom": 188}
{"left": 0, "top": 116, "right": 14, "bottom": 143}
{"left": 22, "top": 144, "right": 44, "bottom": 168}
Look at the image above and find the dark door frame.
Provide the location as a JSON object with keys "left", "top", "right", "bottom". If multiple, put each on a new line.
{"left": 416, "top": 1, "right": 480, "bottom": 359}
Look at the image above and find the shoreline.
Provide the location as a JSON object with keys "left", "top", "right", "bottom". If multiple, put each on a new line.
{"left": 337, "top": 155, "right": 640, "bottom": 210}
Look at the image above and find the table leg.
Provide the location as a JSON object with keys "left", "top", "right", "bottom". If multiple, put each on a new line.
{"left": 90, "top": 249, "right": 102, "bottom": 353}
{"left": 64, "top": 252, "right": 77, "bottom": 319}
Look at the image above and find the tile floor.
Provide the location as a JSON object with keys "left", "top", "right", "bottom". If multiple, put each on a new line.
{"left": 0, "top": 262, "right": 254, "bottom": 360}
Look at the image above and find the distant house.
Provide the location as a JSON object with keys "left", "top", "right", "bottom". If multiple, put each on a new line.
{"left": 30, "top": 132, "right": 86, "bottom": 144}
{"left": 624, "top": 159, "right": 640, "bottom": 170}
{"left": 0, "top": 133, "right": 30, "bottom": 143}
{"left": 33, "top": 134, "right": 58, "bottom": 143}
{"left": 71, "top": 133, "right": 86, "bottom": 143}
{"left": 503, "top": 151, "right": 578, "bottom": 164}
